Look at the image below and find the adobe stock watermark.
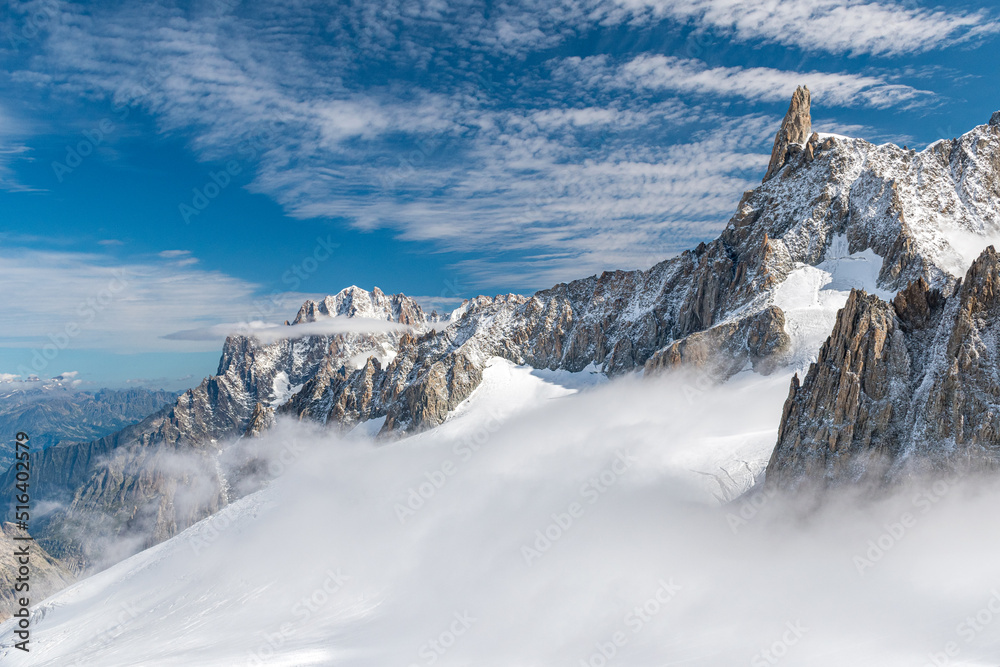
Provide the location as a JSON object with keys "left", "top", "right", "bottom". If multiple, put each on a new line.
{"left": 178, "top": 160, "right": 244, "bottom": 224}
{"left": 5, "top": 0, "right": 58, "bottom": 52}
{"left": 246, "top": 568, "right": 350, "bottom": 665}
{"left": 237, "top": 234, "right": 340, "bottom": 329}
{"left": 725, "top": 483, "right": 778, "bottom": 534}
{"left": 15, "top": 269, "right": 130, "bottom": 379}
{"left": 64, "top": 601, "right": 143, "bottom": 666}
{"left": 853, "top": 474, "right": 962, "bottom": 575}
{"left": 520, "top": 450, "right": 636, "bottom": 567}
{"left": 750, "top": 621, "right": 808, "bottom": 666}
{"left": 922, "top": 590, "right": 1000, "bottom": 667}
{"left": 188, "top": 507, "right": 240, "bottom": 557}
{"left": 681, "top": 363, "right": 727, "bottom": 406}
{"left": 179, "top": 114, "right": 292, "bottom": 225}
{"left": 407, "top": 611, "right": 477, "bottom": 667}
{"left": 51, "top": 74, "right": 157, "bottom": 183}
{"left": 189, "top": 440, "right": 309, "bottom": 557}
{"left": 581, "top": 578, "right": 682, "bottom": 667}
{"left": 394, "top": 408, "right": 505, "bottom": 524}
{"left": 374, "top": 120, "right": 471, "bottom": 194}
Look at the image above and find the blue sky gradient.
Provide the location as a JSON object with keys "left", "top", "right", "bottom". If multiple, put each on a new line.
{"left": 0, "top": 0, "right": 998, "bottom": 388}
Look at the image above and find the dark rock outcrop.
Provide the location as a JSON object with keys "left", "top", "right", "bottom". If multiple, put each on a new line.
{"left": 644, "top": 306, "right": 790, "bottom": 378}
{"left": 766, "top": 247, "right": 1000, "bottom": 490}
{"left": 244, "top": 403, "right": 275, "bottom": 437}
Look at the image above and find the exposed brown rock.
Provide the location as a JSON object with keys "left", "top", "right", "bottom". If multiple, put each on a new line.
{"left": 766, "top": 247, "right": 1000, "bottom": 490}
{"left": 0, "top": 522, "right": 75, "bottom": 621}
{"left": 765, "top": 290, "right": 904, "bottom": 489}
{"left": 764, "top": 86, "right": 812, "bottom": 181}
{"left": 644, "top": 306, "right": 790, "bottom": 378}
{"left": 244, "top": 402, "right": 275, "bottom": 437}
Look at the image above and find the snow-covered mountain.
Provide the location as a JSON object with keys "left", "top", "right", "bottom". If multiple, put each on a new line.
{"left": 0, "top": 287, "right": 429, "bottom": 571}
{"left": 6, "top": 360, "right": 1000, "bottom": 666}
{"left": 4, "top": 87, "right": 1000, "bottom": 576}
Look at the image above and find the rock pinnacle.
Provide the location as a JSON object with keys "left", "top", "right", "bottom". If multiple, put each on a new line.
{"left": 763, "top": 85, "right": 812, "bottom": 182}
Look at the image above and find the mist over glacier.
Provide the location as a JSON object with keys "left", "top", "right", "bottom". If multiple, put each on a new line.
{"left": 3, "top": 359, "right": 1000, "bottom": 666}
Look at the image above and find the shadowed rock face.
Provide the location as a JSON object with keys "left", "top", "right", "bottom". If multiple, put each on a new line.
{"left": 244, "top": 403, "right": 275, "bottom": 437}
{"left": 766, "top": 247, "right": 1000, "bottom": 490}
{"left": 644, "top": 306, "right": 790, "bottom": 378}
{"left": 764, "top": 86, "right": 811, "bottom": 182}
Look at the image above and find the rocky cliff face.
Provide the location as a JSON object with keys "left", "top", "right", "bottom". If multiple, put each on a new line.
{"left": 0, "top": 522, "right": 74, "bottom": 622}
{"left": 6, "top": 90, "right": 1000, "bottom": 572}
{"left": 766, "top": 247, "right": 1000, "bottom": 490}
{"left": 0, "top": 286, "right": 429, "bottom": 568}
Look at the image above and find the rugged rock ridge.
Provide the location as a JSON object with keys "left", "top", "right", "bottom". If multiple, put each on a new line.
{"left": 0, "top": 291, "right": 428, "bottom": 568}
{"left": 292, "top": 285, "right": 427, "bottom": 325}
{"left": 766, "top": 247, "right": 1000, "bottom": 489}
{"left": 6, "top": 90, "right": 1000, "bottom": 571}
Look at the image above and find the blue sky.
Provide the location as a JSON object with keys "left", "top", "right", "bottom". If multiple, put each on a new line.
{"left": 0, "top": 0, "right": 998, "bottom": 390}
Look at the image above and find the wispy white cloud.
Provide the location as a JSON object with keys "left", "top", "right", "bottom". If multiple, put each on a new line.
{"left": 558, "top": 55, "right": 934, "bottom": 108}
{"left": 0, "top": 248, "right": 280, "bottom": 354}
{"left": 0, "top": 103, "right": 38, "bottom": 192}
{"left": 596, "top": 0, "right": 999, "bottom": 56}
{"left": 274, "top": 112, "right": 775, "bottom": 287}
{"left": 8, "top": 0, "right": 993, "bottom": 290}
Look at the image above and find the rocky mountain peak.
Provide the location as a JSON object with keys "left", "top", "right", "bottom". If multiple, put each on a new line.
{"left": 991, "top": 111, "right": 1000, "bottom": 126}
{"left": 10, "top": 88, "right": 1000, "bottom": 572}
{"left": 292, "top": 286, "right": 427, "bottom": 325}
{"left": 763, "top": 85, "right": 812, "bottom": 182}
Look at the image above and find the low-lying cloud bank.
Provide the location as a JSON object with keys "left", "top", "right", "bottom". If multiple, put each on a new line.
{"left": 3, "top": 363, "right": 1000, "bottom": 666}
{"left": 163, "top": 317, "right": 412, "bottom": 343}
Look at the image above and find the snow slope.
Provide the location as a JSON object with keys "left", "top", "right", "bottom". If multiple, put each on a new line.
{"left": 774, "top": 234, "right": 895, "bottom": 371}
{"left": 7, "top": 359, "right": 1000, "bottom": 666}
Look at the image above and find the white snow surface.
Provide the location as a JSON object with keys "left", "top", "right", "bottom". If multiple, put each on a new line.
{"left": 773, "top": 235, "right": 894, "bottom": 372}
{"left": 9, "top": 359, "right": 1000, "bottom": 666}
{"left": 270, "top": 371, "right": 300, "bottom": 406}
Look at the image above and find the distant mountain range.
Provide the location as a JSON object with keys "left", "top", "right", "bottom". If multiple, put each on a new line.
{"left": 0, "top": 383, "right": 178, "bottom": 469}
{"left": 4, "top": 86, "right": 1000, "bottom": 579}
